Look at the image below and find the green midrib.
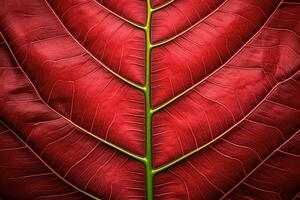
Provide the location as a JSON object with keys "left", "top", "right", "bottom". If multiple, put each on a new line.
{"left": 144, "top": 0, "right": 154, "bottom": 199}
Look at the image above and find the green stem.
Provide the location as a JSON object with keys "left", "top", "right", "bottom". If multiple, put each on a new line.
{"left": 144, "top": 0, "right": 154, "bottom": 199}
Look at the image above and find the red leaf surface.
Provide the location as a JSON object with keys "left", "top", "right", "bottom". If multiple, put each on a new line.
{"left": 0, "top": 0, "right": 299, "bottom": 199}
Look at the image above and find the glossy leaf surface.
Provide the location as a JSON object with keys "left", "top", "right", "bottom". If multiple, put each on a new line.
{"left": 0, "top": 0, "right": 299, "bottom": 199}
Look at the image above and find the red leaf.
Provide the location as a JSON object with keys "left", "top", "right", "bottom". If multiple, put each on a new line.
{"left": 0, "top": 0, "right": 299, "bottom": 199}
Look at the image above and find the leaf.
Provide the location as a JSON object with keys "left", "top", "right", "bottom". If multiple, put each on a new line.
{"left": 0, "top": 0, "right": 299, "bottom": 200}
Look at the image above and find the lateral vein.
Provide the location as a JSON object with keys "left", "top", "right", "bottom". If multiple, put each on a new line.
{"left": 152, "top": 67, "right": 300, "bottom": 174}
{"left": 45, "top": 0, "right": 145, "bottom": 91}
{"left": 0, "top": 32, "right": 145, "bottom": 163}
{"left": 0, "top": 120, "right": 101, "bottom": 200}
{"left": 151, "top": 2, "right": 282, "bottom": 114}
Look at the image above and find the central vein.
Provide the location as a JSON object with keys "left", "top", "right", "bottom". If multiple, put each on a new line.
{"left": 144, "top": 0, "right": 154, "bottom": 199}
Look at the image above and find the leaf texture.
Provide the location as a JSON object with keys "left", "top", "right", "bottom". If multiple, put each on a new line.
{"left": 0, "top": 0, "right": 299, "bottom": 199}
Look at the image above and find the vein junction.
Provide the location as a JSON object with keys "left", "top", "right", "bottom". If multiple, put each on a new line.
{"left": 144, "top": 0, "right": 154, "bottom": 199}
{"left": 142, "top": 1, "right": 173, "bottom": 199}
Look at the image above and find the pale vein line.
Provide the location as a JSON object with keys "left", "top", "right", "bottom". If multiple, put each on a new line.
{"left": 0, "top": 120, "right": 100, "bottom": 200}
{"left": 92, "top": 0, "right": 145, "bottom": 29}
{"left": 151, "top": 0, "right": 229, "bottom": 47}
{"left": 8, "top": 172, "right": 53, "bottom": 180}
{"left": 151, "top": 2, "right": 282, "bottom": 113}
{"left": 0, "top": 33, "right": 145, "bottom": 163}
{"left": 152, "top": 67, "right": 300, "bottom": 174}
{"left": 152, "top": 0, "right": 175, "bottom": 12}
{"left": 220, "top": 129, "right": 300, "bottom": 199}
{"left": 35, "top": 191, "right": 79, "bottom": 199}
{"left": 278, "top": 150, "right": 300, "bottom": 158}
{"left": 292, "top": 192, "right": 300, "bottom": 200}
{"left": 44, "top": 0, "right": 144, "bottom": 91}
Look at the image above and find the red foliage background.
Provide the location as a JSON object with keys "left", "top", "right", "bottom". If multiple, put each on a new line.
{"left": 0, "top": 0, "right": 299, "bottom": 199}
